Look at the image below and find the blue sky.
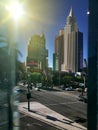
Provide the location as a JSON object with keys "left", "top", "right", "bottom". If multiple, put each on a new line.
{"left": 15, "top": 0, "right": 88, "bottom": 67}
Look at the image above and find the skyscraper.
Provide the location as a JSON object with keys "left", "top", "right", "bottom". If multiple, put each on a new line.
{"left": 53, "top": 29, "right": 64, "bottom": 71}
{"left": 62, "top": 8, "right": 83, "bottom": 72}
{"left": 26, "top": 34, "right": 48, "bottom": 72}
{"left": 53, "top": 8, "right": 83, "bottom": 73}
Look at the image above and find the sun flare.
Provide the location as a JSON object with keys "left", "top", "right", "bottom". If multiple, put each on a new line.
{"left": 6, "top": 1, "right": 24, "bottom": 20}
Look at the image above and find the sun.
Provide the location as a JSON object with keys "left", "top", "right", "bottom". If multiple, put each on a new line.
{"left": 6, "top": 1, "right": 24, "bottom": 21}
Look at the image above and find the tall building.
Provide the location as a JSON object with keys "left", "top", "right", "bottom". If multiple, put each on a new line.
{"left": 26, "top": 34, "right": 48, "bottom": 72}
{"left": 62, "top": 8, "right": 83, "bottom": 72}
{"left": 53, "top": 8, "right": 83, "bottom": 73}
{"left": 54, "top": 29, "right": 64, "bottom": 71}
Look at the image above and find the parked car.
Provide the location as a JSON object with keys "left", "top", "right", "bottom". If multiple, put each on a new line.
{"left": 34, "top": 87, "right": 40, "bottom": 91}
{"left": 78, "top": 94, "right": 87, "bottom": 103}
{"left": 65, "top": 87, "right": 73, "bottom": 91}
{"left": 36, "top": 83, "right": 42, "bottom": 88}
{"left": 76, "top": 88, "right": 82, "bottom": 92}
{"left": 84, "top": 88, "right": 87, "bottom": 92}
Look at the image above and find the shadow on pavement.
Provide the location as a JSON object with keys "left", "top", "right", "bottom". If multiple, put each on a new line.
{"left": 46, "top": 115, "right": 85, "bottom": 130}
{"left": 23, "top": 107, "right": 86, "bottom": 130}
{"left": 74, "top": 117, "right": 87, "bottom": 123}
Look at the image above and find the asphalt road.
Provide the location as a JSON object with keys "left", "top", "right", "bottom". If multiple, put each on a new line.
{"left": 18, "top": 86, "right": 87, "bottom": 129}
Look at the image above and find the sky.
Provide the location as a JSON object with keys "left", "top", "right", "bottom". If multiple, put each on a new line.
{"left": 0, "top": 0, "right": 89, "bottom": 68}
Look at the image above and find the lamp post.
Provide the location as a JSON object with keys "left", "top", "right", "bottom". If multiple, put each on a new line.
{"left": 27, "top": 73, "right": 31, "bottom": 111}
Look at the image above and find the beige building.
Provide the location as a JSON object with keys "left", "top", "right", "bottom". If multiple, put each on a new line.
{"left": 53, "top": 8, "right": 83, "bottom": 72}
{"left": 62, "top": 8, "right": 83, "bottom": 72}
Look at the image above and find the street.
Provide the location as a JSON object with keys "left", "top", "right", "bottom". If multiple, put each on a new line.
{"left": 19, "top": 86, "right": 87, "bottom": 130}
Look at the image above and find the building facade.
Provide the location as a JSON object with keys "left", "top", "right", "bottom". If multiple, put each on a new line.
{"left": 26, "top": 34, "right": 48, "bottom": 72}
{"left": 53, "top": 8, "right": 83, "bottom": 73}
{"left": 53, "top": 29, "right": 64, "bottom": 71}
{"left": 62, "top": 8, "right": 83, "bottom": 72}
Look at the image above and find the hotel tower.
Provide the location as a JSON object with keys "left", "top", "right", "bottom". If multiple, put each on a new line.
{"left": 61, "top": 8, "right": 83, "bottom": 72}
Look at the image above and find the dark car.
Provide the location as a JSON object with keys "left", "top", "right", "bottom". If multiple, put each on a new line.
{"left": 78, "top": 94, "right": 87, "bottom": 103}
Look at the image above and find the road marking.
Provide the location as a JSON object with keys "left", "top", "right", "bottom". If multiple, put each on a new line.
{"left": 45, "top": 101, "right": 79, "bottom": 106}
{"left": 60, "top": 101, "right": 79, "bottom": 105}
{"left": 46, "top": 103, "right": 58, "bottom": 106}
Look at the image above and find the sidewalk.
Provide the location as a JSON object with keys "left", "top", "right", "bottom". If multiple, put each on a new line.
{"left": 18, "top": 102, "right": 87, "bottom": 130}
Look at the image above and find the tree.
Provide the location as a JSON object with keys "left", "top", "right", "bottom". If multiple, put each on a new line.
{"left": 74, "top": 76, "right": 83, "bottom": 83}
{"left": 63, "top": 75, "right": 73, "bottom": 87}
{"left": 29, "top": 72, "right": 44, "bottom": 83}
{"left": 52, "top": 72, "right": 59, "bottom": 86}
{"left": 16, "top": 61, "right": 26, "bottom": 82}
{"left": 0, "top": 34, "right": 24, "bottom": 85}
{"left": 0, "top": 35, "right": 9, "bottom": 87}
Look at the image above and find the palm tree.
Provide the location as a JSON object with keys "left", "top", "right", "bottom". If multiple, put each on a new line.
{"left": 0, "top": 34, "right": 23, "bottom": 85}
{"left": 0, "top": 35, "right": 9, "bottom": 85}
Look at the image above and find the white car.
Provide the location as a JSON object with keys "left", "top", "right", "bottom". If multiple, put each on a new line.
{"left": 65, "top": 87, "right": 73, "bottom": 91}
{"left": 34, "top": 87, "right": 40, "bottom": 91}
{"left": 36, "top": 83, "right": 42, "bottom": 88}
{"left": 84, "top": 88, "right": 87, "bottom": 92}
{"left": 76, "top": 88, "right": 82, "bottom": 92}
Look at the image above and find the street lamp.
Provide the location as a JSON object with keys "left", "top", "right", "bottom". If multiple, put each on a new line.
{"left": 27, "top": 73, "right": 31, "bottom": 111}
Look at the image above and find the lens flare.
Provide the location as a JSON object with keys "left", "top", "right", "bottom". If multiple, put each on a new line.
{"left": 6, "top": 1, "right": 24, "bottom": 20}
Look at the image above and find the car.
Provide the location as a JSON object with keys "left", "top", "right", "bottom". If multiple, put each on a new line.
{"left": 36, "top": 83, "right": 42, "bottom": 88}
{"left": 79, "top": 83, "right": 84, "bottom": 87}
{"left": 65, "top": 87, "right": 73, "bottom": 91}
{"left": 76, "top": 88, "right": 82, "bottom": 92}
{"left": 14, "top": 88, "right": 25, "bottom": 94}
{"left": 84, "top": 88, "right": 87, "bottom": 92}
{"left": 34, "top": 87, "right": 40, "bottom": 91}
{"left": 62, "top": 86, "right": 65, "bottom": 90}
{"left": 78, "top": 94, "right": 87, "bottom": 103}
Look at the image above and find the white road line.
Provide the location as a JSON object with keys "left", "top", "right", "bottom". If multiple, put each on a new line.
{"left": 60, "top": 101, "right": 79, "bottom": 105}
{"left": 45, "top": 101, "right": 79, "bottom": 106}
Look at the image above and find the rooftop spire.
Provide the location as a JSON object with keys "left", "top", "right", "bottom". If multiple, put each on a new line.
{"left": 69, "top": 7, "right": 74, "bottom": 17}
{"left": 66, "top": 7, "right": 78, "bottom": 30}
